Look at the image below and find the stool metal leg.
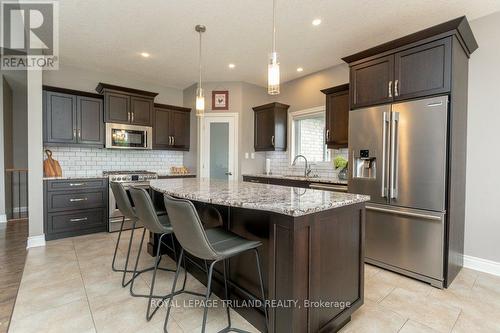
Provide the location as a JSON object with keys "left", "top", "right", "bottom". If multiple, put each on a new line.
{"left": 121, "top": 220, "right": 138, "bottom": 287}
{"left": 111, "top": 216, "right": 126, "bottom": 272}
{"left": 223, "top": 259, "right": 231, "bottom": 330}
{"left": 164, "top": 248, "right": 185, "bottom": 333}
{"left": 146, "top": 232, "right": 167, "bottom": 320}
{"left": 201, "top": 260, "right": 217, "bottom": 333}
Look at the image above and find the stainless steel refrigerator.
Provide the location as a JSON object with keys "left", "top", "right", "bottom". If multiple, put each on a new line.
{"left": 348, "top": 95, "right": 448, "bottom": 288}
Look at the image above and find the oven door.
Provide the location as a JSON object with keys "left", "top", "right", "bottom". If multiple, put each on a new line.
{"left": 105, "top": 123, "right": 152, "bottom": 149}
{"left": 108, "top": 182, "right": 150, "bottom": 232}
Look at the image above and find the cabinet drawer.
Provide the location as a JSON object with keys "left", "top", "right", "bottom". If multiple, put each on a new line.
{"left": 46, "top": 208, "right": 107, "bottom": 234}
{"left": 47, "top": 190, "right": 105, "bottom": 212}
{"left": 46, "top": 178, "right": 107, "bottom": 192}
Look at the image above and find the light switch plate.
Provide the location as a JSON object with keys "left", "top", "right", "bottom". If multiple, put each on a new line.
{"left": 245, "top": 152, "right": 249, "bottom": 159}
{"left": 251, "top": 153, "right": 255, "bottom": 159}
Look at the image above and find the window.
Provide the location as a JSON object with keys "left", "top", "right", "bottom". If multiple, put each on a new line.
{"left": 291, "top": 109, "right": 331, "bottom": 163}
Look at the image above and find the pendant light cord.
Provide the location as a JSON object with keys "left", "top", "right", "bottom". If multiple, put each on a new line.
{"left": 272, "top": 0, "right": 276, "bottom": 53}
{"left": 198, "top": 31, "right": 202, "bottom": 88}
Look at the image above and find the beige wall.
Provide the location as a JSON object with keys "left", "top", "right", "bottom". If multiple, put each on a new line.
{"left": 183, "top": 81, "right": 271, "bottom": 177}
{"left": 43, "top": 64, "right": 183, "bottom": 105}
{"left": 465, "top": 12, "right": 500, "bottom": 263}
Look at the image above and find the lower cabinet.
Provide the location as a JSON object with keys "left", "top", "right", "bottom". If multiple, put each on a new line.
{"left": 44, "top": 178, "right": 108, "bottom": 240}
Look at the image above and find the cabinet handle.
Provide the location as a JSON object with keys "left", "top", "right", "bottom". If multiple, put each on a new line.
{"left": 73, "top": 129, "right": 76, "bottom": 138}
{"left": 69, "top": 183, "right": 85, "bottom": 187}
{"left": 78, "top": 129, "right": 81, "bottom": 139}
{"left": 131, "top": 112, "right": 134, "bottom": 122}
{"left": 127, "top": 112, "right": 130, "bottom": 122}
{"left": 168, "top": 136, "right": 172, "bottom": 145}
{"left": 388, "top": 81, "right": 393, "bottom": 98}
{"left": 271, "top": 135, "right": 275, "bottom": 146}
{"left": 172, "top": 136, "right": 175, "bottom": 145}
{"left": 69, "top": 217, "right": 88, "bottom": 222}
{"left": 394, "top": 80, "right": 399, "bottom": 97}
{"left": 69, "top": 197, "right": 88, "bottom": 202}
{"left": 326, "top": 129, "right": 330, "bottom": 141}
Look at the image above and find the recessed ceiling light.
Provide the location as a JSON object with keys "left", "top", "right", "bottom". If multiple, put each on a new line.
{"left": 297, "top": 67, "right": 304, "bottom": 72}
{"left": 312, "top": 19, "right": 322, "bottom": 26}
{"left": 228, "top": 63, "right": 236, "bottom": 69}
{"left": 140, "top": 52, "right": 150, "bottom": 58}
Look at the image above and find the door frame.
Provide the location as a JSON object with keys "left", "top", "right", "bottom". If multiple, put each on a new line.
{"left": 199, "top": 113, "right": 239, "bottom": 180}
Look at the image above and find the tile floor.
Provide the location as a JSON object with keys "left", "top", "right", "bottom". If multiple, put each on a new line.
{"left": 9, "top": 230, "right": 500, "bottom": 333}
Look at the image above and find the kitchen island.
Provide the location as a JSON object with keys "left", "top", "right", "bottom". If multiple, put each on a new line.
{"left": 150, "top": 178, "right": 369, "bottom": 333}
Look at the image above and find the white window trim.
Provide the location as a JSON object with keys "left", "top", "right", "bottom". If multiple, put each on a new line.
{"left": 288, "top": 106, "right": 332, "bottom": 167}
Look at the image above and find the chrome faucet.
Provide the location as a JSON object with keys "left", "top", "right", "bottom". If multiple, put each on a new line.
{"left": 292, "top": 154, "right": 311, "bottom": 177}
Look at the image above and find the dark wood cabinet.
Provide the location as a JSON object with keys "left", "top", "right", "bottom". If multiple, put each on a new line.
{"left": 44, "top": 178, "right": 108, "bottom": 240}
{"left": 77, "top": 96, "right": 104, "bottom": 145}
{"left": 321, "top": 84, "right": 349, "bottom": 149}
{"left": 153, "top": 103, "right": 191, "bottom": 151}
{"left": 44, "top": 91, "right": 78, "bottom": 144}
{"left": 348, "top": 38, "right": 452, "bottom": 109}
{"left": 43, "top": 86, "right": 104, "bottom": 147}
{"left": 104, "top": 92, "right": 130, "bottom": 124}
{"left": 394, "top": 38, "right": 451, "bottom": 101}
{"left": 350, "top": 55, "right": 394, "bottom": 109}
{"left": 253, "top": 102, "right": 289, "bottom": 151}
{"left": 96, "top": 83, "right": 158, "bottom": 127}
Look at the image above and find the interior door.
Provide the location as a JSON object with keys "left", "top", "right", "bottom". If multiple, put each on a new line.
{"left": 348, "top": 104, "right": 391, "bottom": 205}
{"left": 389, "top": 96, "right": 448, "bottom": 212}
{"left": 202, "top": 115, "right": 237, "bottom": 180}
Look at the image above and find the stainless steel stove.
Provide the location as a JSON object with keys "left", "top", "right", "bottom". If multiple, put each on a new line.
{"left": 104, "top": 170, "right": 158, "bottom": 232}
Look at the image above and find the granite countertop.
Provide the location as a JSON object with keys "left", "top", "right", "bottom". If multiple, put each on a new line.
{"left": 43, "top": 175, "right": 108, "bottom": 180}
{"left": 242, "top": 173, "right": 348, "bottom": 185}
{"left": 150, "top": 178, "right": 368, "bottom": 217}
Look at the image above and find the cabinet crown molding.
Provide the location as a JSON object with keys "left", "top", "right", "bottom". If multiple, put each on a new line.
{"left": 95, "top": 82, "right": 158, "bottom": 98}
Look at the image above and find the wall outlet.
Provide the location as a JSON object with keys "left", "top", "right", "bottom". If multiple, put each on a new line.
{"left": 245, "top": 152, "right": 249, "bottom": 159}
{"left": 251, "top": 153, "right": 255, "bottom": 159}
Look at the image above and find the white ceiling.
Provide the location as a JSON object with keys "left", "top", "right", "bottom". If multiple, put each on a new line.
{"left": 58, "top": 0, "right": 500, "bottom": 89}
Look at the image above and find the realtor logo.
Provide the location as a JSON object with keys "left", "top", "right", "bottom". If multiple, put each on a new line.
{"left": 1, "top": 0, "right": 59, "bottom": 70}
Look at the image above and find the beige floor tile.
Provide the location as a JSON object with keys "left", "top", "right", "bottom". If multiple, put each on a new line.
{"left": 20, "top": 260, "right": 81, "bottom": 288}
{"left": 339, "top": 301, "right": 406, "bottom": 333}
{"left": 451, "top": 310, "right": 500, "bottom": 333}
{"left": 364, "top": 263, "right": 381, "bottom": 279}
{"left": 8, "top": 299, "right": 95, "bottom": 333}
{"left": 380, "top": 288, "right": 461, "bottom": 333}
{"left": 399, "top": 320, "right": 441, "bottom": 333}
{"left": 11, "top": 276, "right": 86, "bottom": 321}
{"left": 365, "top": 269, "right": 432, "bottom": 303}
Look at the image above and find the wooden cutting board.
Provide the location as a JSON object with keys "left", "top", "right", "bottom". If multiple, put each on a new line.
{"left": 43, "top": 149, "right": 62, "bottom": 177}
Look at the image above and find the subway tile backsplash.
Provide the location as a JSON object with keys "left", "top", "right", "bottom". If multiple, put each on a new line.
{"left": 265, "top": 149, "right": 349, "bottom": 179}
{"left": 44, "top": 146, "right": 184, "bottom": 177}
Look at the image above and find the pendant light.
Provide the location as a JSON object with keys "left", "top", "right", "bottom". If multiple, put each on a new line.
{"left": 195, "top": 24, "right": 206, "bottom": 116}
{"left": 268, "top": 0, "right": 280, "bottom": 95}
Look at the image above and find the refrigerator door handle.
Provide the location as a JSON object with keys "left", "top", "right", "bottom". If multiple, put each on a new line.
{"left": 365, "top": 205, "right": 442, "bottom": 221}
{"left": 390, "top": 112, "right": 399, "bottom": 199}
{"left": 381, "top": 112, "right": 389, "bottom": 197}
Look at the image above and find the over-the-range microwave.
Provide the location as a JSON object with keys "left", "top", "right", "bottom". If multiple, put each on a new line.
{"left": 105, "top": 123, "right": 152, "bottom": 149}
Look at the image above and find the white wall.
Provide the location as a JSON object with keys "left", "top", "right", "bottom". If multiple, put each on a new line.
{"left": 465, "top": 12, "right": 500, "bottom": 263}
{"left": 43, "top": 64, "right": 183, "bottom": 105}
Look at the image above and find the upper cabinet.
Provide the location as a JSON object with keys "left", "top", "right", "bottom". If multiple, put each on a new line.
{"left": 343, "top": 16, "right": 477, "bottom": 110}
{"left": 321, "top": 84, "right": 349, "bottom": 149}
{"left": 253, "top": 102, "right": 289, "bottom": 151}
{"left": 153, "top": 103, "right": 191, "bottom": 151}
{"left": 43, "top": 86, "right": 104, "bottom": 147}
{"left": 96, "top": 83, "right": 157, "bottom": 126}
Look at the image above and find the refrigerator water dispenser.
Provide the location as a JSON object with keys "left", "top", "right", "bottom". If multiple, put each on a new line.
{"left": 353, "top": 149, "right": 376, "bottom": 179}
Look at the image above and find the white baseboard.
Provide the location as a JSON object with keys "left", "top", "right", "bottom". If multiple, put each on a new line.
{"left": 463, "top": 254, "right": 500, "bottom": 277}
{"left": 27, "top": 235, "right": 46, "bottom": 249}
{"left": 0, "top": 214, "right": 6, "bottom": 223}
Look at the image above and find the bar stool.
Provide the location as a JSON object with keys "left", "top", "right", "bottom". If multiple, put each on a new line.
{"left": 163, "top": 194, "right": 268, "bottom": 333}
{"left": 129, "top": 187, "right": 205, "bottom": 321}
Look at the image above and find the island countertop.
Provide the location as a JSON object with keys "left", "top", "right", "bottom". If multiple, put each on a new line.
{"left": 150, "top": 178, "right": 369, "bottom": 217}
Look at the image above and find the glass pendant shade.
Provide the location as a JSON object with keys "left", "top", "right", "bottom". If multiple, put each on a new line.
{"left": 268, "top": 52, "right": 280, "bottom": 95}
{"left": 195, "top": 87, "right": 205, "bottom": 117}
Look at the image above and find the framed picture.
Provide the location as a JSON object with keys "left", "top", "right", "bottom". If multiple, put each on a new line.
{"left": 212, "top": 90, "right": 229, "bottom": 110}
